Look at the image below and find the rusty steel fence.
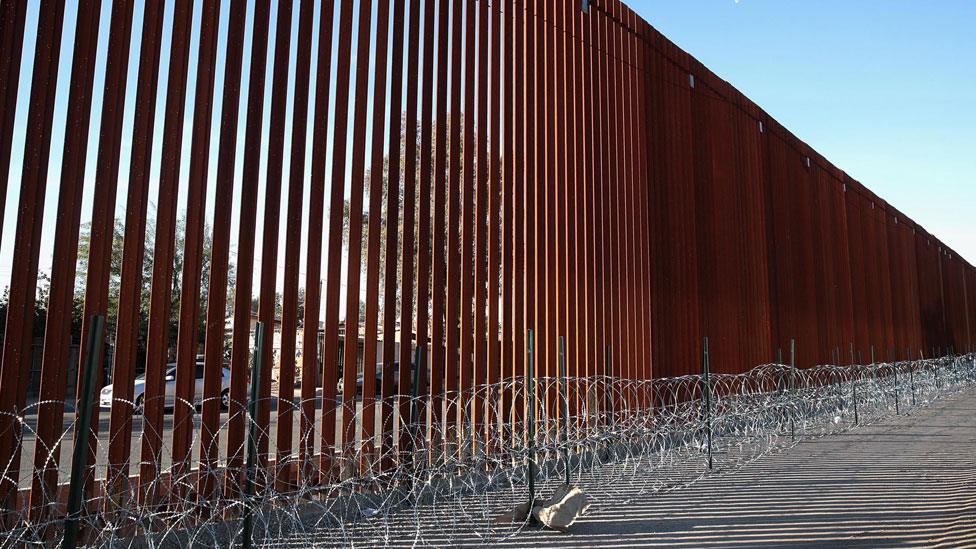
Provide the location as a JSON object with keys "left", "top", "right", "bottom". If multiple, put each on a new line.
{"left": 0, "top": 0, "right": 975, "bottom": 542}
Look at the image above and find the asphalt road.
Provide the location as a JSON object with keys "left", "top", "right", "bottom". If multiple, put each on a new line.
{"left": 15, "top": 397, "right": 386, "bottom": 490}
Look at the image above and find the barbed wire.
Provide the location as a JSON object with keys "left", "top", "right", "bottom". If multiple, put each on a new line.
{"left": 1, "top": 353, "right": 973, "bottom": 547}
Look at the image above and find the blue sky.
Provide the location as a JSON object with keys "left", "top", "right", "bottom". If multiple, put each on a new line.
{"left": 2, "top": 0, "right": 974, "bottom": 300}
{"left": 629, "top": 0, "right": 976, "bottom": 261}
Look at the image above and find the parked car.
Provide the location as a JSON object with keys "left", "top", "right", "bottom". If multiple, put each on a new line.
{"left": 336, "top": 362, "right": 411, "bottom": 399}
{"left": 100, "top": 362, "right": 232, "bottom": 414}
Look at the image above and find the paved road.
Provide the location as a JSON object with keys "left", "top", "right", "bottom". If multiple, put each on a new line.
{"left": 491, "top": 388, "right": 976, "bottom": 548}
{"left": 16, "top": 398, "right": 385, "bottom": 490}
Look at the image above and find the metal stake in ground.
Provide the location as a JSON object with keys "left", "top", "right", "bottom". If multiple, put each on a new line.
{"left": 526, "top": 329, "right": 537, "bottom": 510}
{"left": 893, "top": 348, "right": 900, "bottom": 415}
{"left": 702, "top": 337, "right": 713, "bottom": 470}
{"left": 604, "top": 345, "right": 612, "bottom": 453}
{"left": 558, "top": 336, "right": 571, "bottom": 485}
{"left": 850, "top": 343, "right": 859, "bottom": 426}
{"left": 242, "top": 321, "right": 265, "bottom": 549}
{"left": 412, "top": 344, "right": 423, "bottom": 433}
{"left": 789, "top": 339, "right": 796, "bottom": 441}
{"left": 63, "top": 315, "right": 105, "bottom": 549}
{"left": 907, "top": 346, "right": 916, "bottom": 406}
{"left": 407, "top": 344, "right": 423, "bottom": 488}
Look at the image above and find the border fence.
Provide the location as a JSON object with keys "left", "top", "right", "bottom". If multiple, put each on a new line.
{"left": 1, "top": 0, "right": 975, "bottom": 546}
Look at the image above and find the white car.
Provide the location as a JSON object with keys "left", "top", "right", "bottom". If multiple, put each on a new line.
{"left": 99, "top": 362, "right": 232, "bottom": 414}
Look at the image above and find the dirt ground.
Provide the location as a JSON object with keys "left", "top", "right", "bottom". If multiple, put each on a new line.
{"left": 490, "top": 388, "right": 976, "bottom": 548}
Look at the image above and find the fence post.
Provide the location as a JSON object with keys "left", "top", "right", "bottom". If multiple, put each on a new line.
{"left": 906, "top": 346, "right": 916, "bottom": 406}
{"left": 702, "top": 337, "right": 713, "bottom": 470}
{"left": 63, "top": 315, "right": 105, "bottom": 549}
{"left": 241, "top": 321, "right": 265, "bottom": 549}
{"left": 407, "top": 344, "right": 423, "bottom": 469}
{"left": 789, "top": 339, "right": 796, "bottom": 441}
{"left": 526, "top": 329, "right": 536, "bottom": 509}
{"left": 604, "top": 345, "right": 612, "bottom": 436}
{"left": 558, "top": 336, "right": 571, "bottom": 485}
{"left": 777, "top": 347, "right": 784, "bottom": 391}
{"left": 893, "top": 348, "right": 900, "bottom": 415}
{"left": 849, "top": 343, "right": 859, "bottom": 426}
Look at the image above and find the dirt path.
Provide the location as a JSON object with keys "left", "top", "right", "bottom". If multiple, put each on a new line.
{"left": 486, "top": 388, "right": 976, "bottom": 548}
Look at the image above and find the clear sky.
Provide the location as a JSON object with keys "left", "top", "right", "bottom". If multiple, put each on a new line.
{"left": 628, "top": 0, "right": 976, "bottom": 262}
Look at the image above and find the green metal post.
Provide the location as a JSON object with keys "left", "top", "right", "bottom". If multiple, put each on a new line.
{"left": 702, "top": 337, "right": 713, "bottom": 469}
{"left": 907, "top": 346, "right": 916, "bottom": 407}
{"left": 406, "top": 344, "right": 423, "bottom": 494}
{"left": 558, "top": 336, "right": 570, "bottom": 485}
{"left": 777, "top": 348, "right": 784, "bottom": 392}
{"left": 789, "top": 339, "right": 796, "bottom": 441}
{"left": 63, "top": 315, "right": 105, "bottom": 549}
{"left": 242, "top": 321, "right": 265, "bottom": 549}
{"left": 893, "top": 348, "right": 900, "bottom": 415}
{"left": 604, "top": 345, "right": 612, "bottom": 429}
{"left": 526, "top": 330, "right": 536, "bottom": 509}
{"left": 409, "top": 345, "right": 422, "bottom": 450}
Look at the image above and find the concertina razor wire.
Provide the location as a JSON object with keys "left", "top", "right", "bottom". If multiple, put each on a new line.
{"left": 1, "top": 353, "right": 974, "bottom": 547}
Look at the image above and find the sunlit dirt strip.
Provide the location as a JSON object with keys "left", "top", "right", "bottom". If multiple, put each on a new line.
{"left": 1, "top": 355, "right": 973, "bottom": 547}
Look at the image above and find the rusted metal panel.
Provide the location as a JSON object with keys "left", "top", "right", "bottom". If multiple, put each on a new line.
{"left": 397, "top": 0, "right": 421, "bottom": 458}
{"left": 631, "top": 8, "right": 652, "bottom": 391}
{"left": 29, "top": 0, "right": 102, "bottom": 519}
{"left": 429, "top": 0, "right": 449, "bottom": 455}
{"left": 276, "top": 0, "right": 315, "bottom": 488}
{"left": 341, "top": 0, "right": 375, "bottom": 463}
{"left": 581, "top": 0, "right": 596, "bottom": 404}
{"left": 504, "top": 0, "right": 528, "bottom": 436}
{"left": 360, "top": 0, "right": 391, "bottom": 472}
{"left": 170, "top": 0, "right": 222, "bottom": 493}
{"left": 321, "top": 0, "right": 356, "bottom": 475}
{"left": 445, "top": 0, "right": 463, "bottom": 450}
{"left": 381, "top": 0, "right": 406, "bottom": 470}
{"left": 226, "top": 0, "right": 273, "bottom": 497}
{"left": 474, "top": 0, "right": 490, "bottom": 448}
{"left": 511, "top": 0, "right": 526, "bottom": 433}
{"left": 105, "top": 0, "right": 165, "bottom": 508}
{"left": 691, "top": 66, "right": 741, "bottom": 375}
{"left": 765, "top": 129, "right": 799, "bottom": 364}
{"left": 301, "top": 0, "right": 335, "bottom": 477}
{"left": 138, "top": 0, "right": 195, "bottom": 505}
{"left": 254, "top": 0, "right": 293, "bottom": 469}
{"left": 198, "top": 0, "right": 248, "bottom": 501}
{"left": 943, "top": 252, "right": 970, "bottom": 353}
{"left": 967, "top": 267, "right": 976, "bottom": 350}
{"left": 0, "top": 0, "right": 28, "bottom": 245}
{"left": 486, "top": 0, "right": 502, "bottom": 439}
{"left": 458, "top": 0, "right": 476, "bottom": 451}
{"left": 415, "top": 0, "right": 435, "bottom": 454}
{"left": 501, "top": 0, "right": 515, "bottom": 442}
{"left": 0, "top": 0, "right": 67, "bottom": 515}
{"left": 915, "top": 232, "right": 944, "bottom": 355}
{"left": 527, "top": 0, "right": 541, "bottom": 408}
{"left": 78, "top": 0, "right": 137, "bottom": 508}
{"left": 731, "top": 94, "right": 774, "bottom": 370}
{"left": 647, "top": 31, "right": 698, "bottom": 379}
{"left": 566, "top": 0, "right": 584, "bottom": 412}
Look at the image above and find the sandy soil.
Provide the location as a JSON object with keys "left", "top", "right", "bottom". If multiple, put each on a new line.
{"left": 486, "top": 388, "right": 976, "bottom": 548}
